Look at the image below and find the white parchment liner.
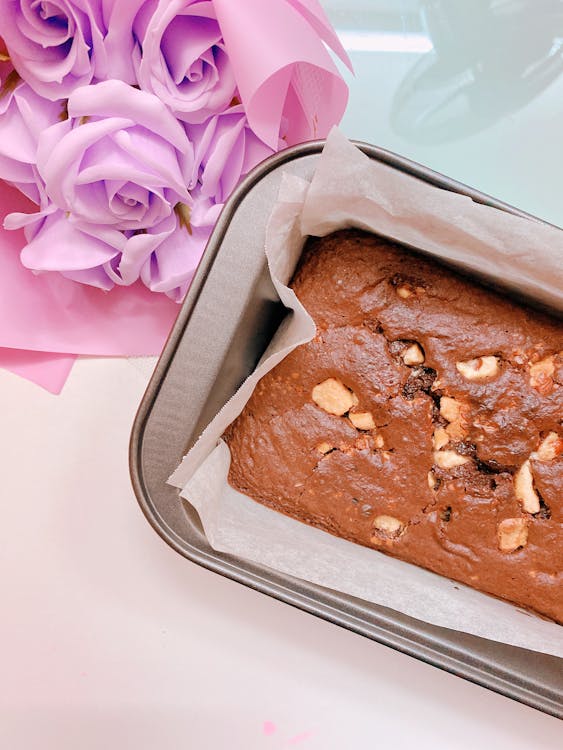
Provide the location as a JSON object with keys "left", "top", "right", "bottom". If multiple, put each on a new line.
{"left": 170, "top": 130, "right": 563, "bottom": 656}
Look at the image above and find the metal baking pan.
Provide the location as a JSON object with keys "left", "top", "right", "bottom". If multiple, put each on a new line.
{"left": 129, "top": 141, "right": 563, "bottom": 719}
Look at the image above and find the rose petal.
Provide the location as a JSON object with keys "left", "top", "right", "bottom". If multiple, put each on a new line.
{"left": 142, "top": 223, "right": 208, "bottom": 293}
{"left": 162, "top": 15, "right": 222, "bottom": 84}
{"left": 95, "top": 0, "right": 145, "bottom": 82}
{"left": 38, "top": 116, "right": 133, "bottom": 209}
{"left": 68, "top": 80, "right": 191, "bottom": 153}
{"left": 61, "top": 265, "right": 114, "bottom": 291}
{"left": 20, "top": 210, "right": 119, "bottom": 271}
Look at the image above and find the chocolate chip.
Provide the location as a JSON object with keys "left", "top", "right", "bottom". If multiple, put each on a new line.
{"left": 537, "top": 499, "right": 551, "bottom": 520}
{"left": 476, "top": 457, "right": 509, "bottom": 475}
{"left": 455, "top": 441, "right": 477, "bottom": 457}
{"left": 402, "top": 366, "right": 437, "bottom": 400}
{"left": 440, "top": 506, "right": 452, "bottom": 522}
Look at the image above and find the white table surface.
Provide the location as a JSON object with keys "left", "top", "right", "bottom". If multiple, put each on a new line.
{"left": 2, "top": 1, "right": 562, "bottom": 747}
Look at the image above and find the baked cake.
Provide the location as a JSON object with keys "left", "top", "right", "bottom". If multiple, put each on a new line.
{"left": 224, "top": 230, "right": 563, "bottom": 622}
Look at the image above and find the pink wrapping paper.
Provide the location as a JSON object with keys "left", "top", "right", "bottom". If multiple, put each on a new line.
{"left": 213, "top": 0, "right": 351, "bottom": 148}
{"left": 0, "top": 348, "right": 75, "bottom": 394}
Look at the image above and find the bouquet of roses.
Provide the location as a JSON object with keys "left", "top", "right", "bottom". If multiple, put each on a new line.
{"left": 0, "top": 0, "right": 349, "bottom": 390}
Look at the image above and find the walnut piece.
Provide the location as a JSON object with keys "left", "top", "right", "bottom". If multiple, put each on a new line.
{"left": 316, "top": 442, "right": 333, "bottom": 454}
{"left": 432, "top": 427, "right": 449, "bottom": 451}
{"left": 312, "top": 378, "right": 357, "bottom": 416}
{"left": 427, "top": 471, "right": 437, "bottom": 489}
{"left": 498, "top": 518, "right": 528, "bottom": 553}
{"left": 439, "top": 396, "right": 468, "bottom": 439}
{"left": 433, "top": 450, "right": 470, "bottom": 469}
{"left": 401, "top": 343, "right": 425, "bottom": 366}
{"left": 529, "top": 356, "right": 555, "bottom": 394}
{"left": 532, "top": 432, "right": 563, "bottom": 462}
{"left": 514, "top": 459, "right": 540, "bottom": 514}
{"left": 445, "top": 420, "right": 466, "bottom": 440}
{"left": 349, "top": 411, "right": 376, "bottom": 430}
{"left": 439, "top": 396, "right": 463, "bottom": 423}
{"left": 372, "top": 515, "right": 404, "bottom": 538}
{"left": 374, "top": 434, "right": 385, "bottom": 449}
{"left": 396, "top": 285, "right": 413, "bottom": 299}
{"left": 456, "top": 355, "right": 499, "bottom": 381}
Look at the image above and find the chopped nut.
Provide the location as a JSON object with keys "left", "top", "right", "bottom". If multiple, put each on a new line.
{"left": 439, "top": 396, "right": 463, "bottom": 422}
{"left": 433, "top": 450, "right": 470, "bottom": 469}
{"left": 396, "top": 285, "right": 413, "bottom": 299}
{"left": 456, "top": 356, "right": 499, "bottom": 381}
{"left": 401, "top": 343, "right": 425, "bottom": 366}
{"left": 439, "top": 396, "right": 468, "bottom": 439}
{"left": 445, "top": 420, "right": 466, "bottom": 440}
{"left": 514, "top": 460, "right": 540, "bottom": 514}
{"left": 529, "top": 356, "right": 555, "bottom": 394}
{"left": 532, "top": 432, "right": 562, "bottom": 462}
{"left": 427, "top": 471, "right": 437, "bottom": 489}
{"left": 372, "top": 515, "right": 404, "bottom": 538}
{"left": 497, "top": 518, "right": 528, "bottom": 553}
{"left": 432, "top": 427, "right": 449, "bottom": 451}
{"left": 374, "top": 434, "right": 385, "bottom": 449}
{"left": 316, "top": 442, "right": 333, "bottom": 454}
{"left": 312, "top": 378, "right": 356, "bottom": 416}
{"left": 349, "top": 411, "right": 376, "bottom": 430}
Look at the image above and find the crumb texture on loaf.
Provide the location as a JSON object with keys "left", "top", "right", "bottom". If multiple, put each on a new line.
{"left": 224, "top": 230, "right": 563, "bottom": 623}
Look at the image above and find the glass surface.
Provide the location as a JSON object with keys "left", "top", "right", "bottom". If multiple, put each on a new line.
{"left": 324, "top": 0, "right": 563, "bottom": 227}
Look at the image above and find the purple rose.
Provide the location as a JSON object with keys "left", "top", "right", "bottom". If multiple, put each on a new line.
{"left": 0, "top": 0, "right": 105, "bottom": 99}
{"left": 36, "top": 79, "right": 194, "bottom": 230}
{"left": 187, "top": 104, "right": 273, "bottom": 204}
{"left": 134, "top": 0, "right": 237, "bottom": 123}
{"left": 7, "top": 190, "right": 220, "bottom": 299}
{"left": 0, "top": 58, "right": 62, "bottom": 202}
{"left": 4, "top": 79, "right": 213, "bottom": 298}
{"left": 139, "top": 193, "right": 222, "bottom": 300}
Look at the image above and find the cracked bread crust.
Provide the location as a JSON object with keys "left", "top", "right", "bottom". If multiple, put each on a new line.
{"left": 224, "top": 230, "right": 563, "bottom": 623}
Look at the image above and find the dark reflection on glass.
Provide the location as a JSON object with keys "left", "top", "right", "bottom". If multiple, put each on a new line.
{"left": 392, "top": 0, "right": 563, "bottom": 143}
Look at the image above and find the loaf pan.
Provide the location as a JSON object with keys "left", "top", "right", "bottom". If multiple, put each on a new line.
{"left": 129, "top": 141, "right": 563, "bottom": 719}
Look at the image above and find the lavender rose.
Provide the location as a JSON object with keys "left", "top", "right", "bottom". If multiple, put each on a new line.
{"left": 186, "top": 104, "right": 273, "bottom": 204}
{"left": 133, "top": 0, "right": 236, "bottom": 123}
{"left": 0, "top": 57, "right": 62, "bottom": 203}
{"left": 36, "top": 79, "right": 195, "bottom": 230}
{"left": 8, "top": 190, "right": 220, "bottom": 299}
{"left": 0, "top": 0, "right": 105, "bottom": 99}
{"left": 4, "top": 78, "right": 203, "bottom": 297}
{"left": 5, "top": 86, "right": 276, "bottom": 299}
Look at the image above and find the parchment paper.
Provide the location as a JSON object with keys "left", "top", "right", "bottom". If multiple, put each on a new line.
{"left": 170, "top": 129, "right": 563, "bottom": 657}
